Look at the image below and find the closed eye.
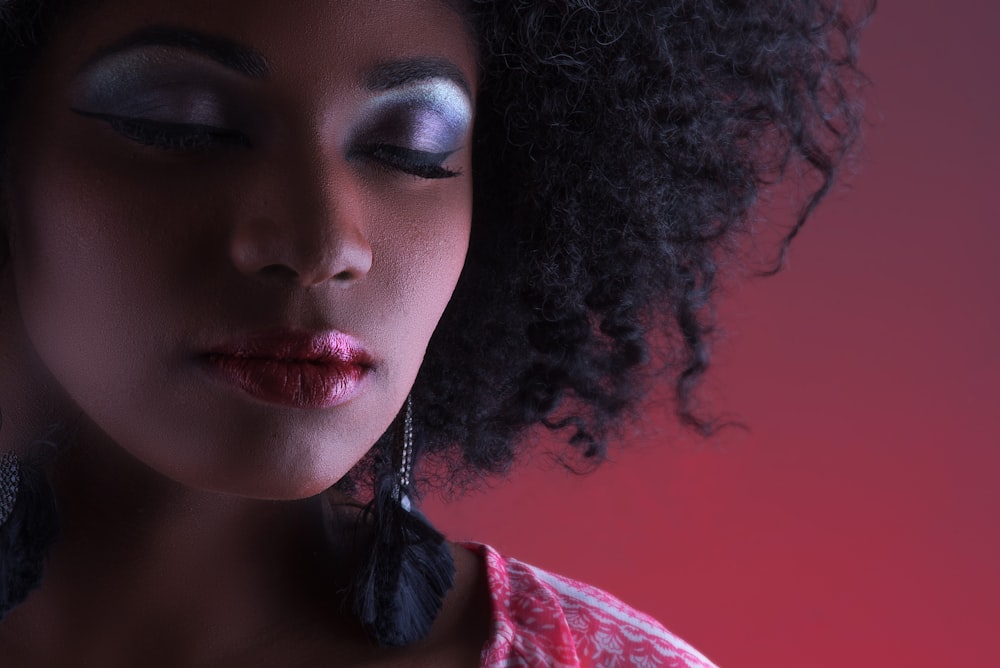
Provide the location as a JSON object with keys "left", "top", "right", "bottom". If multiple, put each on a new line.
{"left": 71, "top": 109, "right": 251, "bottom": 151}
{"left": 353, "top": 143, "right": 461, "bottom": 180}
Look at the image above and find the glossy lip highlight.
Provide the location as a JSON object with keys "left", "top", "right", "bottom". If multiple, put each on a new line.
{"left": 200, "top": 329, "right": 373, "bottom": 409}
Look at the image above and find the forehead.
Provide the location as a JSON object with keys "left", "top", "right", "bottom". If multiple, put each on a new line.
{"left": 48, "top": 0, "right": 477, "bottom": 94}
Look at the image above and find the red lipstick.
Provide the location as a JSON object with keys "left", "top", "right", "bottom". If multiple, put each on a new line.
{"left": 201, "top": 329, "right": 372, "bottom": 409}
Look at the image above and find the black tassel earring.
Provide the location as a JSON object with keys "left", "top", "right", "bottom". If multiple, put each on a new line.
{"left": 350, "top": 395, "right": 456, "bottom": 647}
{"left": 0, "top": 448, "right": 59, "bottom": 620}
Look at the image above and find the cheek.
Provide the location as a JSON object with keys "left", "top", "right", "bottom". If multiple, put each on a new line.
{"left": 2, "top": 122, "right": 238, "bottom": 491}
{"left": 9, "top": 145, "right": 137, "bottom": 381}
{"left": 368, "top": 183, "right": 472, "bottom": 360}
{"left": 5, "top": 96, "right": 238, "bottom": 381}
{"left": 6, "top": 133, "right": 184, "bottom": 394}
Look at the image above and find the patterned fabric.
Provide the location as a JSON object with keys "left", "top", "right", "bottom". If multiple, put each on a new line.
{"left": 465, "top": 542, "right": 719, "bottom": 668}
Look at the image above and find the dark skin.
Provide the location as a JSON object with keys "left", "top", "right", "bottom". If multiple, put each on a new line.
{"left": 0, "top": 0, "right": 492, "bottom": 665}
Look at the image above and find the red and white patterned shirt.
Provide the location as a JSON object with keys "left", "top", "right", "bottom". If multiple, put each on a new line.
{"left": 465, "top": 543, "right": 719, "bottom": 668}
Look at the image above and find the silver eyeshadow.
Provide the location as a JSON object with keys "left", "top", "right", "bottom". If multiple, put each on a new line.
{"left": 70, "top": 47, "right": 239, "bottom": 127}
{"left": 352, "top": 79, "right": 473, "bottom": 155}
{"left": 70, "top": 48, "right": 473, "bottom": 154}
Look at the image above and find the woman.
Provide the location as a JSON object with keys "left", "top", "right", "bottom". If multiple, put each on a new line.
{"left": 0, "top": 0, "right": 869, "bottom": 665}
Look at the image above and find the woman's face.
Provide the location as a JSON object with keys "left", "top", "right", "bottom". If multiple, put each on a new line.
{"left": 1, "top": 0, "right": 476, "bottom": 498}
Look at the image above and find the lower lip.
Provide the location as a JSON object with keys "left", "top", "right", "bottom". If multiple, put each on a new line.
{"left": 202, "top": 354, "right": 367, "bottom": 408}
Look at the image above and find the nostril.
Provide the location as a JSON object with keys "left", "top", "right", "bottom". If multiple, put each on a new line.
{"left": 259, "top": 264, "right": 299, "bottom": 281}
{"left": 333, "top": 269, "right": 356, "bottom": 281}
{"left": 229, "top": 209, "right": 373, "bottom": 286}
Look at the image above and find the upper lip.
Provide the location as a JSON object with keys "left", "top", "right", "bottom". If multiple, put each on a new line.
{"left": 203, "top": 327, "right": 374, "bottom": 367}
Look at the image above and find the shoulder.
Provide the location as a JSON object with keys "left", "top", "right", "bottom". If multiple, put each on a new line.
{"left": 461, "top": 542, "right": 719, "bottom": 668}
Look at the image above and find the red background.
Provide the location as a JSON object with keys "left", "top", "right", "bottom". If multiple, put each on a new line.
{"left": 425, "top": 2, "right": 1000, "bottom": 666}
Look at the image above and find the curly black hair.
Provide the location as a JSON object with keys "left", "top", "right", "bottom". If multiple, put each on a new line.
{"left": 0, "top": 0, "right": 872, "bottom": 492}
{"left": 419, "top": 0, "right": 872, "bottom": 484}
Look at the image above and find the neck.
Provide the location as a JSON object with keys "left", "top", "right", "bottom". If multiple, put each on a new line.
{"left": 0, "top": 415, "right": 363, "bottom": 665}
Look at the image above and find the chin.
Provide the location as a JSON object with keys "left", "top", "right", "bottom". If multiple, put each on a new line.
{"left": 155, "top": 451, "right": 348, "bottom": 501}
{"left": 203, "top": 468, "right": 347, "bottom": 501}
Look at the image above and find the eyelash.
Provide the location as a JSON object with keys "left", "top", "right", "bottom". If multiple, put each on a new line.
{"left": 73, "top": 110, "right": 251, "bottom": 150}
{"left": 74, "top": 110, "right": 461, "bottom": 180}
{"left": 352, "top": 144, "right": 460, "bottom": 180}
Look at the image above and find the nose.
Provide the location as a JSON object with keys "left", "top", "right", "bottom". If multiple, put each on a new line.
{"left": 228, "top": 160, "right": 373, "bottom": 287}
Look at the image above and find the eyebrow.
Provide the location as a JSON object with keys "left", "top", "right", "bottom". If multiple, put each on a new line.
{"left": 83, "top": 25, "right": 270, "bottom": 79}
{"left": 364, "top": 58, "right": 473, "bottom": 100}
